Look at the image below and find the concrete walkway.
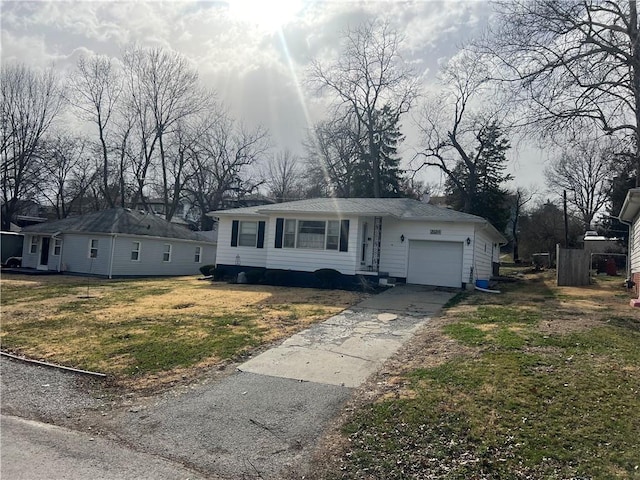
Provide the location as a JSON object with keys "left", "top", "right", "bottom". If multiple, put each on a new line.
{"left": 239, "top": 285, "right": 455, "bottom": 387}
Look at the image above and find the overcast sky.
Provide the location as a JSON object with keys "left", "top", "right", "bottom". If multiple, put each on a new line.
{"left": 1, "top": 0, "right": 546, "bottom": 192}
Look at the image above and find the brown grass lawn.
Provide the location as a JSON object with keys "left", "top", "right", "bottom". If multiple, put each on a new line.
{"left": 0, "top": 274, "right": 362, "bottom": 389}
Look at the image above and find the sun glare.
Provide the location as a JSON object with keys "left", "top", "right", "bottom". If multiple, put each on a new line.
{"left": 227, "top": 0, "right": 303, "bottom": 32}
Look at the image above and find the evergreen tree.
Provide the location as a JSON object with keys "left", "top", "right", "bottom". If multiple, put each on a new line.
{"left": 445, "top": 121, "right": 512, "bottom": 232}
{"left": 352, "top": 105, "right": 405, "bottom": 197}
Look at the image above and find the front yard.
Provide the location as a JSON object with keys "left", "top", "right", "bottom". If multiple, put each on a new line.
{"left": 311, "top": 273, "right": 640, "bottom": 480}
{"left": 0, "top": 274, "right": 361, "bottom": 389}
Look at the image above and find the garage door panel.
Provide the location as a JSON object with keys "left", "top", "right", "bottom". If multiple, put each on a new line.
{"left": 407, "top": 240, "right": 463, "bottom": 287}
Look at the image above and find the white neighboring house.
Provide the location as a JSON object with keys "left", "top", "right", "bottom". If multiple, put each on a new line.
{"left": 208, "top": 198, "right": 506, "bottom": 288}
{"left": 21, "top": 208, "right": 216, "bottom": 278}
{"left": 619, "top": 187, "right": 640, "bottom": 307}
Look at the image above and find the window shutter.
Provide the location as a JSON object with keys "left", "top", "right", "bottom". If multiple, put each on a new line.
{"left": 231, "top": 220, "right": 239, "bottom": 247}
{"left": 339, "top": 219, "right": 349, "bottom": 252}
{"left": 274, "top": 218, "right": 284, "bottom": 248}
{"left": 257, "top": 221, "right": 265, "bottom": 248}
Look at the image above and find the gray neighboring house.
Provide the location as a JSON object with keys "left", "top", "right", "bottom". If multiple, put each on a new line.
{"left": 21, "top": 208, "right": 216, "bottom": 278}
{"left": 210, "top": 197, "right": 506, "bottom": 288}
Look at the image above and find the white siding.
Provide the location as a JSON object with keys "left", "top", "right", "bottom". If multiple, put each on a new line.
{"left": 265, "top": 214, "right": 359, "bottom": 274}
{"left": 21, "top": 234, "right": 39, "bottom": 269}
{"left": 631, "top": 214, "right": 640, "bottom": 274}
{"left": 109, "top": 235, "right": 216, "bottom": 276}
{"left": 473, "top": 228, "right": 494, "bottom": 281}
{"left": 216, "top": 216, "right": 268, "bottom": 268}
{"left": 60, "top": 234, "right": 111, "bottom": 276}
{"left": 378, "top": 219, "right": 476, "bottom": 283}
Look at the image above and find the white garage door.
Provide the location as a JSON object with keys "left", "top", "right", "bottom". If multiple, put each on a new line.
{"left": 407, "top": 240, "right": 463, "bottom": 287}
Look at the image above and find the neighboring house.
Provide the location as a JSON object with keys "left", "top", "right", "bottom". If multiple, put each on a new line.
{"left": 134, "top": 198, "right": 200, "bottom": 228}
{"left": 208, "top": 198, "right": 506, "bottom": 288}
{"left": 619, "top": 188, "right": 640, "bottom": 306}
{"left": 21, "top": 208, "right": 216, "bottom": 278}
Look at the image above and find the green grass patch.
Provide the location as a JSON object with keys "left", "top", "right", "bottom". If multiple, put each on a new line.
{"left": 335, "top": 275, "right": 640, "bottom": 479}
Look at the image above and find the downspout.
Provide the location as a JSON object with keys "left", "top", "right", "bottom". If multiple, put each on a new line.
{"left": 108, "top": 234, "right": 117, "bottom": 279}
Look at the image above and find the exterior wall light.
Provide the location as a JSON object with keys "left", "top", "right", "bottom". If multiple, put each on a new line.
{"left": 400, "top": 234, "right": 405, "bottom": 243}
{"left": 466, "top": 237, "right": 471, "bottom": 245}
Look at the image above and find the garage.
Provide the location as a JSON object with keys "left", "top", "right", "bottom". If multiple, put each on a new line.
{"left": 407, "top": 240, "right": 463, "bottom": 287}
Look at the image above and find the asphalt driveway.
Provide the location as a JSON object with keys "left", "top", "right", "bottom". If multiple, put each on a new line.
{"left": 1, "top": 284, "right": 454, "bottom": 479}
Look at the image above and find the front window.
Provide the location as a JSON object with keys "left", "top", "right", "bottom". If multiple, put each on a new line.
{"left": 284, "top": 219, "right": 296, "bottom": 248}
{"left": 131, "top": 241, "right": 141, "bottom": 261}
{"left": 89, "top": 239, "right": 98, "bottom": 258}
{"left": 194, "top": 246, "right": 202, "bottom": 263}
{"left": 326, "top": 220, "right": 340, "bottom": 250}
{"left": 297, "top": 220, "right": 326, "bottom": 249}
{"left": 239, "top": 221, "right": 257, "bottom": 247}
{"left": 53, "top": 238, "right": 62, "bottom": 256}
{"left": 30, "top": 236, "right": 38, "bottom": 254}
{"left": 163, "top": 244, "right": 172, "bottom": 262}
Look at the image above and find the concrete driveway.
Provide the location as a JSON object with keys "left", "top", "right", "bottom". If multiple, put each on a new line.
{"left": 239, "top": 285, "right": 455, "bottom": 387}
{"left": 1, "top": 284, "right": 454, "bottom": 479}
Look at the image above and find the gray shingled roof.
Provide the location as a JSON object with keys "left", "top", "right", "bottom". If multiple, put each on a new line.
{"left": 210, "top": 198, "right": 486, "bottom": 222}
{"left": 22, "top": 208, "right": 213, "bottom": 242}
{"left": 209, "top": 197, "right": 507, "bottom": 242}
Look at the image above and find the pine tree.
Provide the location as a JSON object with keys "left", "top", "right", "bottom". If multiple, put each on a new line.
{"left": 445, "top": 121, "right": 512, "bottom": 232}
{"left": 352, "top": 105, "right": 405, "bottom": 197}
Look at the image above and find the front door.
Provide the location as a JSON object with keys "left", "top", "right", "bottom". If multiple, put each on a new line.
{"left": 38, "top": 237, "right": 50, "bottom": 270}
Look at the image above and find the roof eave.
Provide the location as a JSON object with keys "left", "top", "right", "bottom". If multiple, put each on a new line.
{"left": 619, "top": 188, "right": 640, "bottom": 222}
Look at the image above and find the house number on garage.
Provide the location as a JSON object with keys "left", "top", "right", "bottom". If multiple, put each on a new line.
{"left": 430, "top": 229, "right": 442, "bottom": 235}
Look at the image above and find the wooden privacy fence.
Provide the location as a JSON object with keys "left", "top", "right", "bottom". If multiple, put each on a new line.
{"left": 556, "top": 244, "right": 590, "bottom": 286}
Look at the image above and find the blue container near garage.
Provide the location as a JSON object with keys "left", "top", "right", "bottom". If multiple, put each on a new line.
{"left": 475, "top": 279, "right": 490, "bottom": 289}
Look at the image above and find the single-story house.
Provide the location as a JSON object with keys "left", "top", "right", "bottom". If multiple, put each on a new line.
{"left": 208, "top": 197, "right": 506, "bottom": 288}
{"left": 619, "top": 187, "right": 640, "bottom": 307}
{"left": 20, "top": 208, "right": 216, "bottom": 278}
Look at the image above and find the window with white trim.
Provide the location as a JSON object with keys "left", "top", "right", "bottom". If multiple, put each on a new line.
{"left": 297, "top": 220, "right": 326, "bottom": 249}
{"left": 30, "top": 236, "right": 38, "bottom": 254}
{"left": 194, "top": 246, "right": 202, "bottom": 263}
{"left": 53, "top": 238, "right": 62, "bottom": 256}
{"left": 326, "top": 220, "right": 340, "bottom": 250}
{"left": 89, "top": 239, "right": 98, "bottom": 258}
{"left": 284, "top": 219, "right": 296, "bottom": 248}
{"left": 131, "top": 241, "right": 141, "bottom": 261}
{"left": 239, "top": 221, "right": 257, "bottom": 247}
{"left": 162, "top": 244, "right": 172, "bottom": 262}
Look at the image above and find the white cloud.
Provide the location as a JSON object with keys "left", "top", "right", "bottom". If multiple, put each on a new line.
{"left": 0, "top": 0, "right": 544, "bottom": 187}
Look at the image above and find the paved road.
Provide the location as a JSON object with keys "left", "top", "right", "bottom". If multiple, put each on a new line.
{"left": 1, "top": 415, "right": 207, "bottom": 480}
{"left": 1, "top": 285, "right": 453, "bottom": 479}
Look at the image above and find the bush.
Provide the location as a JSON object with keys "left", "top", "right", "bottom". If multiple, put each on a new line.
{"left": 199, "top": 264, "right": 215, "bottom": 276}
{"left": 263, "top": 269, "right": 289, "bottom": 286}
{"left": 210, "top": 267, "right": 226, "bottom": 281}
{"left": 314, "top": 268, "right": 343, "bottom": 289}
{"left": 245, "top": 268, "right": 265, "bottom": 284}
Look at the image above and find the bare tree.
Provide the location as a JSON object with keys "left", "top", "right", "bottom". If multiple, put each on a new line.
{"left": 265, "top": 150, "right": 303, "bottom": 202}
{"left": 68, "top": 55, "right": 123, "bottom": 207}
{"left": 37, "top": 133, "right": 97, "bottom": 218}
{"left": 1, "top": 63, "right": 64, "bottom": 229}
{"left": 414, "top": 53, "right": 512, "bottom": 230}
{"left": 310, "top": 20, "right": 418, "bottom": 197}
{"left": 304, "top": 116, "right": 361, "bottom": 197}
{"left": 544, "top": 137, "right": 613, "bottom": 230}
{"left": 185, "top": 110, "right": 269, "bottom": 229}
{"left": 509, "top": 186, "right": 536, "bottom": 263}
{"left": 122, "top": 45, "right": 206, "bottom": 217}
{"left": 481, "top": 0, "right": 640, "bottom": 185}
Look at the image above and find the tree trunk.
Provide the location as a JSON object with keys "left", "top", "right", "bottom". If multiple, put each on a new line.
{"left": 630, "top": 0, "right": 640, "bottom": 186}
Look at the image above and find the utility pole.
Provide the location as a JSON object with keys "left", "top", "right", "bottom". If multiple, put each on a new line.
{"left": 563, "top": 190, "right": 569, "bottom": 247}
